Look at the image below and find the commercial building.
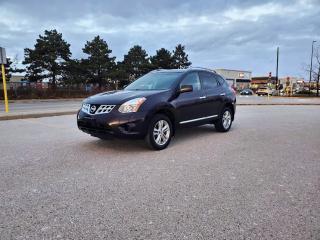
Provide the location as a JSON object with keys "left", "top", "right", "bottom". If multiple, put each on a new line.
{"left": 0, "top": 75, "right": 25, "bottom": 90}
{"left": 251, "top": 76, "right": 277, "bottom": 90}
{"left": 279, "top": 77, "right": 304, "bottom": 86}
{"left": 214, "top": 69, "right": 252, "bottom": 90}
{"left": 250, "top": 76, "right": 305, "bottom": 91}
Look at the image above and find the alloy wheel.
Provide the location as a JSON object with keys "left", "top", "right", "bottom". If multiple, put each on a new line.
{"left": 153, "top": 120, "right": 171, "bottom": 146}
{"left": 222, "top": 110, "right": 232, "bottom": 129}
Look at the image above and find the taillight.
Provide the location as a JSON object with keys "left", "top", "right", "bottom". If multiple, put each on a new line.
{"left": 230, "top": 86, "right": 236, "bottom": 95}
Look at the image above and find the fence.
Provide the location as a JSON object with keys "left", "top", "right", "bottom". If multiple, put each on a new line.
{"left": 0, "top": 82, "right": 118, "bottom": 100}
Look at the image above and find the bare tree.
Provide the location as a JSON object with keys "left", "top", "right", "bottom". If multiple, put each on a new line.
{"left": 314, "top": 47, "right": 320, "bottom": 97}
{"left": 304, "top": 47, "right": 320, "bottom": 96}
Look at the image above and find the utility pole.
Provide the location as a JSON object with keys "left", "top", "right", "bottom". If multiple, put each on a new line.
{"left": 309, "top": 41, "right": 316, "bottom": 94}
{"left": 317, "top": 65, "right": 320, "bottom": 97}
{"left": 276, "top": 47, "right": 279, "bottom": 94}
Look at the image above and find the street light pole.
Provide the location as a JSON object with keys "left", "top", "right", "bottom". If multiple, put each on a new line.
{"left": 317, "top": 65, "right": 320, "bottom": 97}
{"left": 276, "top": 47, "right": 279, "bottom": 94}
{"left": 309, "top": 40, "right": 316, "bottom": 94}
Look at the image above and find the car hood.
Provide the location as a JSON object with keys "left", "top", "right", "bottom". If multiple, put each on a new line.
{"left": 84, "top": 89, "right": 171, "bottom": 105}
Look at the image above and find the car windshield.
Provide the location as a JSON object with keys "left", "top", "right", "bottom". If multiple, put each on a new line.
{"left": 125, "top": 72, "right": 183, "bottom": 90}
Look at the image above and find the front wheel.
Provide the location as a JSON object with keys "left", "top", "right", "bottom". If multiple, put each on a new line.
{"left": 214, "top": 108, "right": 233, "bottom": 132}
{"left": 145, "top": 114, "right": 173, "bottom": 150}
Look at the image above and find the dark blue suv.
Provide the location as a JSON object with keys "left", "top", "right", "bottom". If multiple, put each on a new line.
{"left": 77, "top": 68, "right": 236, "bottom": 150}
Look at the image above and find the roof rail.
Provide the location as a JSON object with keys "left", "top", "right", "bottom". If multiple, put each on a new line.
{"left": 150, "top": 68, "right": 164, "bottom": 72}
{"left": 188, "top": 67, "right": 216, "bottom": 73}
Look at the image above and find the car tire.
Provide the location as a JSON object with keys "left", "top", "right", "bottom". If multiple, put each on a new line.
{"left": 145, "top": 114, "right": 173, "bottom": 150}
{"left": 214, "top": 107, "right": 233, "bottom": 132}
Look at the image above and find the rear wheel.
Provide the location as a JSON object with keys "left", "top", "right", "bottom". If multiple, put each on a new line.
{"left": 145, "top": 114, "right": 173, "bottom": 150}
{"left": 214, "top": 107, "right": 233, "bottom": 132}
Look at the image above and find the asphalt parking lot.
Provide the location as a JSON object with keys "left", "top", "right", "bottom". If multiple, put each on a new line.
{"left": 0, "top": 106, "right": 319, "bottom": 239}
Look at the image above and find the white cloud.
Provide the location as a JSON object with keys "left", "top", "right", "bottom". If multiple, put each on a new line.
{"left": 0, "top": 4, "right": 36, "bottom": 33}
{"left": 223, "top": 0, "right": 315, "bottom": 22}
{"left": 0, "top": 0, "right": 319, "bottom": 77}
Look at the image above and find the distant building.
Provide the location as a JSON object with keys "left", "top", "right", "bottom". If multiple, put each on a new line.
{"left": 8, "top": 75, "right": 27, "bottom": 90}
{"left": 251, "top": 76, "right": 277, "bottom": 90}
{"left": 10, "top": 75, "right": 24, "bottom": 82}
{"left": 251, "top": 76, "right": 305, "bottom": 90}
{"left": 0, "top": 75, "right": 25, "bottom": 90}
{"left": 214, "top": 69, "right": 252, "bottom": 90}
{"left": 279, "top": 76, "right": 304, "bottom": 86}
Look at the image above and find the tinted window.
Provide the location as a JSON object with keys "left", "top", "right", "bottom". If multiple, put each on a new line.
{"left": 199, "top": 72, "right": 218, "bottom": 89}
{"left": 125, "top": 72, "right": 183, "bottom": 90}
{"left": 180, "top": 72, "right": 201, "bottom": 91}
{"left": 215, "top": 75, "right": 227, "bottom": 86}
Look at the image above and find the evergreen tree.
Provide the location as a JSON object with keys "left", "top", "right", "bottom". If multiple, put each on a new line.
{"left": 82, "top": 35, "right": 116, "bottom": 88}
{"left": 113, "top": 61, "right": 130, "bottom": 87}
{"left": 3, "top": 56, "right": 24, "bottom": 81}
{"left": 172, "top": 44, "right": 191, "bottom": 69}
{"left": 150, "top": 48, "right": 174, "bottom": 69}
{"left": 122, "top": 45, "right": 151, "bottom": 81}
{"left": 23, "top": 29, "right": 71, "bottom": 85}
{"left": 62, "top": 59, "right": 87, "bottom": 85}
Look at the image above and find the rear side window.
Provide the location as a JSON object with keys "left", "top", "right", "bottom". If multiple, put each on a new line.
{"left": 199, "top": 72, "right": 219, "bottom": 90}
{"left": 215, "top": 75, "right": 228, "bottom": 86}
{"left": 215, "top": 74, "right": 228, "bottom": 87}
{"left": 180, "top": 72, "right": 201, "bottom": 91}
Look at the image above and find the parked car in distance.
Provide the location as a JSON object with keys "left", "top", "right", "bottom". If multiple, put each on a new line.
{"left": 77, "top": 68, "right": 236, "bottom": 150}
{"left": 240, "top": 88, "right": 254, "bottom": 95}
{"left": 256, "top": 87, "right": 274, "bottom": 96}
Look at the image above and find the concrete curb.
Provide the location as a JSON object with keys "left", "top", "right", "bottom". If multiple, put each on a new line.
{"left": 1, "top": 103, "right": 320, "bottom": 121}
{"left": 238, "top": 103, "right": 320, "bottom": 106}
{"left": 0, "top": 98, "right": 83, "bottom": 104}
{"left": 0, "top": 110, "right": 77, "bottom": 121}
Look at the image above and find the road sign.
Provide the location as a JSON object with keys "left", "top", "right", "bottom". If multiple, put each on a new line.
{"left": 0, "top": 47, "right": 7, "bottom": 64}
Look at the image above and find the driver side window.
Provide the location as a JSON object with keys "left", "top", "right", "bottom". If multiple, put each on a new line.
{"left": 180, "top": 72, "right": 201, "bottom": 91}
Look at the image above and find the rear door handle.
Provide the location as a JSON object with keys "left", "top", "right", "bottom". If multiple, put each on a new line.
{"left": 199, "top": 96, "right": 206, "bottom": 99}
{"left": 220, "top": 93, "right": 226, "bottom": 96}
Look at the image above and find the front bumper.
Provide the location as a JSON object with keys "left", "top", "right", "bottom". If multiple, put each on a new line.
{"left": 77, "top": 108, "right": 149, "bottom": 139}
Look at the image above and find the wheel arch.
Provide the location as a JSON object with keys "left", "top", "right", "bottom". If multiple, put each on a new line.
{"left": 153, "top": 108, "right": 176, "bottom": 136}
{"left": 224, "top": 102, "right": 235, "bottom": 121}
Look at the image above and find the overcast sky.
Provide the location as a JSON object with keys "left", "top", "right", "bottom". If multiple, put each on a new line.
{"left": 0, "top": 0, "right": 319, "bottom": 78}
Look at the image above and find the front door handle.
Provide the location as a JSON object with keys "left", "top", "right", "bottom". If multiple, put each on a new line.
{"left": 220, "top": 93, "right": 226, "bottom": 96}
{"left": 199, "top": 96, "right": 206, "bottom": 99}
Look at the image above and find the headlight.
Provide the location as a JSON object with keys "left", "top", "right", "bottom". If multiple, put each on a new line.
{"left": 118, "top": 97, "right": 146, "bottom": 113}
{"left": 81, "top": 103, "right": 90, "bottom": 113}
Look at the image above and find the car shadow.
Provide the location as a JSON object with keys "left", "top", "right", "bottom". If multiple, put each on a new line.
{"left": 78, "top": 124, "right": 237, "bottom": 153}
{"left": 170, "top": 124, "right": 217, "bottom": 146}
{"left": 80, "top": 137, "right": 148, "bottom": 153}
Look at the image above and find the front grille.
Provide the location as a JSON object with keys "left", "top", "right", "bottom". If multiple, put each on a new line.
{"left": 79, "top": 126, "right": 114, "bottom": 135}
{"left": 78, "top": 119, "right": 114, "bottom": 135}
{"left": 81, "top": 103, "right": 115, "bottom": 115}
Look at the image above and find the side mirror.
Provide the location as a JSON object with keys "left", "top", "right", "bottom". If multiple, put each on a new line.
{"left": 179, "top": 85, "right": 193, "bottom": 93}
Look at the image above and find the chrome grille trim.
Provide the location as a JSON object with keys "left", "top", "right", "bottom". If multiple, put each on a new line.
{"left": 81, "top": 104, "right": 115, "bottom": 115}
{"left": 96, "top": 105, "right": 115, "bottom": 114}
